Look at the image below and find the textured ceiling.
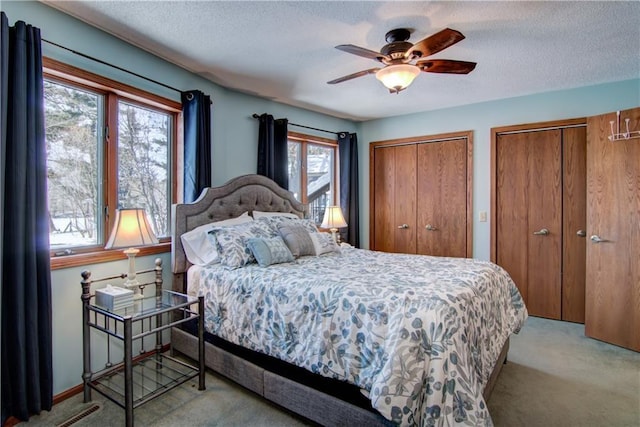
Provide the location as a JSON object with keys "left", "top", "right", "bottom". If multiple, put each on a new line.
{"left": 42, "top": 1, "right": 640, "bottom": 121}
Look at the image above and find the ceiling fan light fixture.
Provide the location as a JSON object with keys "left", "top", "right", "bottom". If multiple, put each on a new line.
{"left": 375, "top": 64, "right": 421, "bottom": 92}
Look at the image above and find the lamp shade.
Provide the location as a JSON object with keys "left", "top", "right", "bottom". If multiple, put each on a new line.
{"left": 375, "top": 64, "right": 421, "bottom": 92}
{"left": 321, "top": 206, "right": 347, "bottom": 229}
{"left": 105, "top": 208, "right": 159, "bottom": 249}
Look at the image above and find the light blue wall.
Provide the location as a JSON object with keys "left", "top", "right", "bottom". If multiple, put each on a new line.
{"left": 2, "top": 1, "right": 356, "bottom": 395}
{"left": 359, "top": 79, "right": 640, "bottom": 259}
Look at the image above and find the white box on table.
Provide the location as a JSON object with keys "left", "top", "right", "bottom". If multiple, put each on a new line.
{"left": 95, "top": 285, "right": 134, "bottom": 311}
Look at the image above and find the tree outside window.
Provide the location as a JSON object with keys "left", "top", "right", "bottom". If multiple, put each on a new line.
{"left": 117, "top": 101, "right": 170, "bottom": 237}
{"left": 45, "top": 80, "right": 102, "bottom": 248}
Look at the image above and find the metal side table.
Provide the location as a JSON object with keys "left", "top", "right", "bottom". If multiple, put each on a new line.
{"left": 80, "top": 258, "right": 205, "bottom": 427}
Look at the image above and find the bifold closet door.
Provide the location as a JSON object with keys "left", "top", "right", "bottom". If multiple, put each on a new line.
{"left": 416, "top": 139, "right": 468, "bottom": 257}
{"left": 371, "top": 131, "right": 472, "bottom": 257}
{"left": 562, "top": 127, "right": 587, "bottom": 323}
{"left": 372, "top": 144, "right": 417, "bottom": 254}
{"left": 586, "top": 107, "right": 640, "bottom": 351}
{"left": 496, "top": 130, "right": 562, "bottom": 319}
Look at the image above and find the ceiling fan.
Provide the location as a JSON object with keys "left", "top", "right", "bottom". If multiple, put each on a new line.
{"left": 327, "top": 28, "right": 476, "bottom": 94}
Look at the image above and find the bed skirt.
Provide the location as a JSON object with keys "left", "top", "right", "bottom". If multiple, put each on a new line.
{"left": 171, "top": 325, "right": 509, "bottom": 426}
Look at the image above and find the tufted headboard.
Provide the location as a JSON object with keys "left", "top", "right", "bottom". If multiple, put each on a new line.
{"left": 171, "top": 174, "right": 308, "bottom": 288}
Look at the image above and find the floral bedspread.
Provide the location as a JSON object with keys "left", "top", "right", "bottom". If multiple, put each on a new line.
{"left": 190, "top": 248, "right": 527, "bottom": 426}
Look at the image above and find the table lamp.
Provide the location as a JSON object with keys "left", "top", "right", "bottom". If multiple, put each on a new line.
{"left": 321, "top": 205, "right": 347, "bottom": 243}
{"left": 105, "top": 208, "right": 158, "bottom": 296}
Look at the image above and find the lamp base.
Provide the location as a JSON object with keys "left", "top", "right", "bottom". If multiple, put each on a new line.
{"left": 329, "top": 228, "right": 341, "bottom": 244}
{"left": 123, "top": 247, "right": 143, "bottom": 299}
{"left": 123, "top": 278, "right": 143, "bottom": 299}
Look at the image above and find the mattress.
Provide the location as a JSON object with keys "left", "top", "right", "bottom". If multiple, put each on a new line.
{"left": 187, "top": 247, "right": 527, "bottom": 426}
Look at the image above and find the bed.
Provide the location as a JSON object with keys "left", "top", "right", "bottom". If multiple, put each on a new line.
{"left": 170, "top": 174, "right": 527, "bottom": 426}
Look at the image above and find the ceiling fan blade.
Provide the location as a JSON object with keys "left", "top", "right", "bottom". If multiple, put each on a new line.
{"left": 327, "top": 68, "right": 381, "bottom": 84}
{"left": 405, "top": 28, "right": 466, "bottom": 59}
{"left": 335, "top": 44, "right": 388, "bottom": 62}
{"left": 418, "top": 59, "right": 477, "bottom": 74}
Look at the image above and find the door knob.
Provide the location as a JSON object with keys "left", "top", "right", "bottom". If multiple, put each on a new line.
{"left": 533, "top": 228, "right": 549, "bottom": 235}
{"left": 590, "top": 235, "right": 606, "bottom": 243}
{"left": 576, "top": 230, "right": 586, "bottom": 237}
{"left": 425, "top": 224, "right": 437, "bottom": 231}
{"left": 397, "top": 224, "right": 409, "bottom": 229}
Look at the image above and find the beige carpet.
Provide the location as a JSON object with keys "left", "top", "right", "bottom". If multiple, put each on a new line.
{"left": 487, "top": 316, "right": 640, "bottom": 427}
{"left": 21, "top": 317, "right": 640, "bottom": 426}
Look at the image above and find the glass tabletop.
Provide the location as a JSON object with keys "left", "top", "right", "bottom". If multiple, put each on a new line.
{"left": 91, "top": 289, "right": 197, "bottom": 320}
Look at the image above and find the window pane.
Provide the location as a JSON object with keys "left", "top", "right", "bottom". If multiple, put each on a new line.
{"left": 287, "top": 141, "right": 301, "bottom": 200}
{"left": 117, "top": 101, "right": 171, "bottom": 237}
{"left": 306, "top": 144, "right": 334, "bottom": 223}
{"left": 45, "top": 80, "right": 103, "bottom": 249}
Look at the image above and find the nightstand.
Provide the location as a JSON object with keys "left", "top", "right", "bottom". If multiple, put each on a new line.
{"left": 80, "top": 259, "right": 205, "bottom": 427}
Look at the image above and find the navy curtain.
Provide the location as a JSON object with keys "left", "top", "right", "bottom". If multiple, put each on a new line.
{"left": 1, "top": 12, "right": 53, "bottom": 424}
{"left": 181, "top": 90, "right": 212, "bottom": 203}
{"left": 256, "top": 113, "right": 288, "bottom": 189}
{"left": 338, "top": 132, "right": 360, "bottom": 247}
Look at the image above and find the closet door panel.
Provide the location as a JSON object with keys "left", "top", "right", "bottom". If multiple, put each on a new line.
{"left": 416, "top": 142, "right": 439, "bottom": 256}
{"left": 393, "top": 145, "right": 417, "bottom": 253}
{"left": 526, "top": 130, "right": 562, "bottom": 320}
{"left": 417, "top": 140, "right": 467, "bottom": 257}
{"left": 372, "top": 146, "right": 396, "bottom": 253}
{"left": 562, "top": 127, "right": 587, "bottom": 323}
{"left": 496, "top": 134, "right": 530, "bottom": 305}
{"left": 586, "top": 108, "right": 640, "bottom": 351}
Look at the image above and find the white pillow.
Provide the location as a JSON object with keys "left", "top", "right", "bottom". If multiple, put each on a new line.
{"left": 309, "top": 232, "right": 342, "bottom": 256}
{"left": 252, "top": 210, "right": 300, "bottom": 219}
{"left": 180, "top": 212, "right": 252, "bottom": 266}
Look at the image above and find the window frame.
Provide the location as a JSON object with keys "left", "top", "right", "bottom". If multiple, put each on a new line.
{"left": 287, "top": 131, "right": 339, "bottom": 216}
{"left": 44, "top": 57, "right": 181, "bottom": 270}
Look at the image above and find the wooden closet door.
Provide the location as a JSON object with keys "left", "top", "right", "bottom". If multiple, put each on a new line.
{"left": 527, "top": 130, "right": 563, "bottom": 319}
{"left": 496, "top": 134, "right": 530, "bottom": 304}
{"left": 586, "top": 108, "right": 640, "bottom": 351}
{"left": 416, "top": 139, "right": 468, "bottom": 257}
{"left": 562, "top": 127, "right": 587, "bottom": 323}
{"left": 372, "top": 144, "right": 416, "bottom": 253}
{"left": 393, "top": 145, "right": 417, "bottom": 253}
{"left": 496, "top": 130, "right": 562, "bottom": 319}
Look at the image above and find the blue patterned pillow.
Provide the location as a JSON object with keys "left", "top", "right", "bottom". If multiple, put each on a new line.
{"left": 255, "top": 216, "right": 318, "bottom": 236}
{"left": 210, "top": 220, "right": 273, "bottom": 268}
{"left": 246, "top": 237, "right": 294, "bottom": 267}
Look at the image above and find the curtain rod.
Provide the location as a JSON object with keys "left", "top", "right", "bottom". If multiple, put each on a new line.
{"left": 251, "top": 113, "right": 343, "bottom": 137}
{"left": 43, "top": 38, "right": 183, "bottom": 94}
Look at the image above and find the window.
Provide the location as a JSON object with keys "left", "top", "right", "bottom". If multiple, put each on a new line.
{"left": 287, "top": 132, "right": 338, "bottom": 224}
{"left": 45, "top": 80, "right": 103, "bottom": 249}
{"left": 44, "top": 58, "right": 180, "bottom": 268}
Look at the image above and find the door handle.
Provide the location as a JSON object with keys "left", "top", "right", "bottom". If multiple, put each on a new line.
{"left": 397, "top": 224, "right": 409, "bottom": 229}
{"left": 425, "top": 224, "right": 437, "bottom": 231}
{"left": 576, "top": 230, "right": 586, "bottom": 237}
{"left": 533, "top": 228, "right": 549, "bottom": 236}
{"left": 590, "top": 235, "right": 606, "bottom": 243}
